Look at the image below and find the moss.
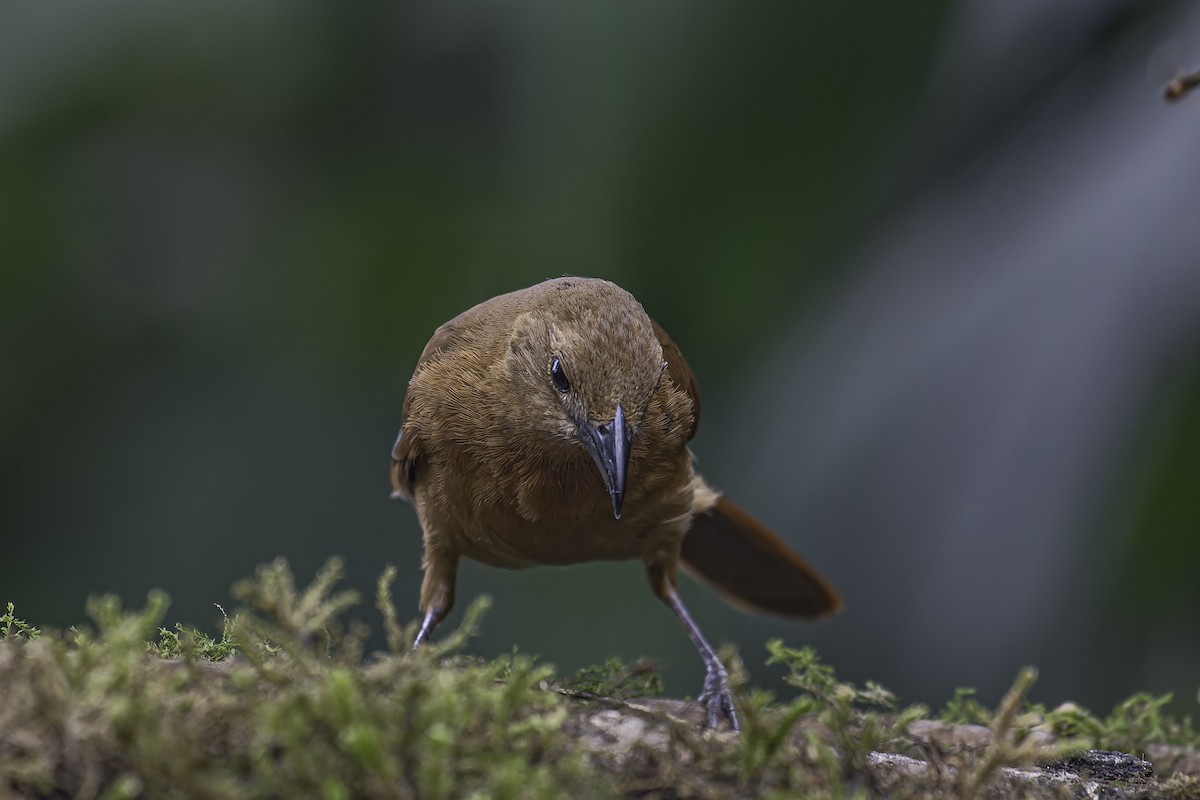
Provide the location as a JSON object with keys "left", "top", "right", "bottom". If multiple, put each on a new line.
{"left": 1154, "top": 774, "right": 1200, "bottom": 800}
{"left": 147, "top": 603, "right": 236, "bottom": 661}
{"left": 1, "top": 560, "right": 1198, "bottom": 799}
{"left": 939, "top": 687, "right": 992, "bottom": 726}
{"left": 0, "top": 560, "right": 601, "bottom": 800}
{"left": 561, "top": 657, "right": 665, "bottom": 701}
{"left": 0, "top": 602, "right": 40, "bottom": 641}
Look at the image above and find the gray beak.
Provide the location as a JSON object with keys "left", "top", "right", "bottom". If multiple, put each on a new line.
{"left": 579, "top": 403, "right": 632, "bottom": 519}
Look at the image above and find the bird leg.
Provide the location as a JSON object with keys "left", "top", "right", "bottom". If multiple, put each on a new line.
{"left": 662, "top": 584, "right": 739, "bottom": 731}
{"left": 413, "top": 547, "right": 457, "bottom": 648}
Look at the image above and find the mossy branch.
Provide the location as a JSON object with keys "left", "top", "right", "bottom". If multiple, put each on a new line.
{"left": 1, "top": 561, "right": 1197, "bottom": 799}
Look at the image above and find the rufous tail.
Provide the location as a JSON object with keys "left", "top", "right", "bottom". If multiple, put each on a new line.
{"left": 680, "top": 496, "right": 841, "bottom": 619}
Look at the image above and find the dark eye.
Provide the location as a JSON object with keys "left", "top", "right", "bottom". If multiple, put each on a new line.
{"left": 551, "top": 356, "right": 571, "bottom": 394}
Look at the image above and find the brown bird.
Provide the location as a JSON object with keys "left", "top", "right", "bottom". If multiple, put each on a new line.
{"left": 390, "top": 277, "right": 840, "bottom": 729}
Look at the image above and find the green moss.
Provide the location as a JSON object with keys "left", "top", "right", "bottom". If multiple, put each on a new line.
{"left": 561, "top": 656, "right": 664, "bottom": 700}
{"left": 1155, "top": 774, "right": 1200, "bottom": 800}
{"left": 938, "top": 687, "right": 991, "bottom": 726}
{"left": 0, "top": 560, "right": 600, "bottom": 800}
{"left": 736, "top": 641, "right": 929, "bottom": 795}
{"left": 148, "top": 603, "right": 236, "bottom": 661}
{"left": 1103, "top": 692, "right": 1197, "bottom": 752}
{"left": 0, "top": 602, "right": 40, "bottom": 641}
{"left": 1, "top": 561, "right": 1198, "bottom": 799}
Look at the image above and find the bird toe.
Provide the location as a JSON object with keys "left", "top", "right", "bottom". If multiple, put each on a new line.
{"left": 699, "top": 672, "right": 739, "bottom": 732}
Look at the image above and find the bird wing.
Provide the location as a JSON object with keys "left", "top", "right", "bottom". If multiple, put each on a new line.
{"left": 651, "top": 318, "right": 701, "bottom": 441}
{"left": 390, "top": 317, "right": 466, "bottom": 502}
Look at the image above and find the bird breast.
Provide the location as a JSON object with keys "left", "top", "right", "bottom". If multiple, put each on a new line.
{"left": 415, "top": 430, "right": 696, "bottom": 570}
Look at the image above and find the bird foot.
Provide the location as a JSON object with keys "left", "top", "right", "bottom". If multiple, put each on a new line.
{"left": 699, "top": 665, "right": 739, "bottom": 731}
{"left": 412, "top": 606, "right": 443, "bottom": 649}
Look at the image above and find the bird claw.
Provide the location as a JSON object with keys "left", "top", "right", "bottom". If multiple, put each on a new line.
{"left": 699, "top": 667, "right": 739, "bottom": 732}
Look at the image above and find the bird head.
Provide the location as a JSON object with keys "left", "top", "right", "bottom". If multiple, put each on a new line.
{"left": 507, "top": 278, "right": 668, "bottom": 519}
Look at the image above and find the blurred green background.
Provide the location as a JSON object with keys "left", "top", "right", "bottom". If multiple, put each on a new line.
{"left": 3, "top": 1, "right": 1199, "bottom": 713}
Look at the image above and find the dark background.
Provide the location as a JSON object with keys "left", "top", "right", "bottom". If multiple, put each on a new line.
{"left": 3, "top": 1, "right": 1199, "bottom": 714}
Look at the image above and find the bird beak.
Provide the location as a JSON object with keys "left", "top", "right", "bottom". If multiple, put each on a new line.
{"left": 579, "top": 403, "right": 632, "bottom": 519}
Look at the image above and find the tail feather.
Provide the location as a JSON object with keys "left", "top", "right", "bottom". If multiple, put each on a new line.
{"left": 680, "top": 496, "right": 841, "bottom": 619}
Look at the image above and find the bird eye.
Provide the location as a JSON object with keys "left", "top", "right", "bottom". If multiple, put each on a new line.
{"left": 551, "top": 356, "right": 571, "bottom": 394}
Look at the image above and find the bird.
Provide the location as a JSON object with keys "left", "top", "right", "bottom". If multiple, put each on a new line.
{"left": 390, "top": 277, "right": 840, "bottom": 730}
